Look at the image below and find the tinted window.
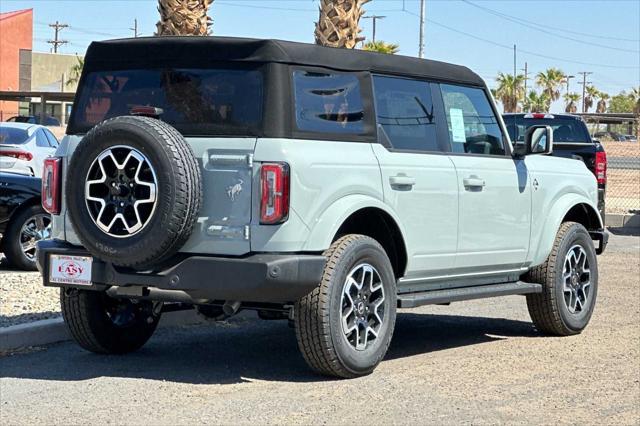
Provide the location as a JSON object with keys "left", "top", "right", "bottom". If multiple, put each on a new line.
{"left": 0, "top": 127, "right": 29, "bottom": 145}
{"left": 503, "top": 116, "right": 591, "bottom": 144}
{"left": 35, "top": 130, "right": 50, "bottom": 147}
{"left": 293, "top": 70, "right": 364, "bottom": 134}
{"left": 44, "top": 129, "right": 59, "bottom": 147}
{"left": 441, "top": 84, "right": 505, "bottom": 156}
{"left": 70, "top": 68, "right": 263, "bottom": 135}
{"left": 373, "top": 76, "right": 444, "bottom": 152}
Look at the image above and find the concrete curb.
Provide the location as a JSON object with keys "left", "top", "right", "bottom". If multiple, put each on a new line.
{"left": 0, "top": 309, "right": 252, "bottom": 353}
{"left": 606, "top": 213, "right": 640, "bottom": 229}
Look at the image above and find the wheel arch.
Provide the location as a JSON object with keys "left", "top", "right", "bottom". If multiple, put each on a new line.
{"left": 531, "top": 194, "right": 603, "bottom": 266}
{"left": 302, "top": 195, "right": 408, "bottom": 278}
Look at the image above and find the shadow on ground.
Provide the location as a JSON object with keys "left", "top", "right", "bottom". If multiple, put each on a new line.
{"left": 0, "top": 312, "right": 539, "bottom": 384}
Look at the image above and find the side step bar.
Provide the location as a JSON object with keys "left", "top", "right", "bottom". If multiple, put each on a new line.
{"left": 397, "top": 281, "right": 542, "bottom": 308}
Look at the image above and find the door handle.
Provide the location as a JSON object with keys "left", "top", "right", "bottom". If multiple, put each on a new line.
{"left": 463, "top": 176, "right": 485, "bottom": 189}
{"left": 389, "top": 175, "right": 416, "bottom": 188}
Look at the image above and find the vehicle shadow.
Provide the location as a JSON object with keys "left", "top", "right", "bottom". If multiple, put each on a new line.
{"left": 0, "top": 312, "right": 540, "bottom": 385}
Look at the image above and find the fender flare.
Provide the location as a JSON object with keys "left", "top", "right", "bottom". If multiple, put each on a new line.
{"left": 302, "top": 194, "right": 407, "bottom": 252}
{"left": 531, "top": 192, "right": 603, "bottom": 266}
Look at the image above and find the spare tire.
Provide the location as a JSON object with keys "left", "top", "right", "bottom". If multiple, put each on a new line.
{"left": 66, "top": 116, "right": 201, "bottom": 270}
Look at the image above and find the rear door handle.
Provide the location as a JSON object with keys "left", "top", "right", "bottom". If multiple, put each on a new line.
{"left": 389, "top": 175, "right": 416, "bottom": 188}
{"left": 463, "top": 176, "right": 485, "bottom": 189}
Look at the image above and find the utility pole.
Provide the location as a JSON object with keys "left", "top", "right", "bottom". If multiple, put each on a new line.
{"left": 363, "top": 15, "right": 386, "bottom": 43}
{"left": 47, "top": 21, "right": 68, "bottom": 53}
{"left": 521, "top": 62, "right": 530, "bottom": 95}
{"left": 513, "top": 44, "right": 517, "bottom": 111}
{"left": 578, "top": 71, "right": 593, "bottom": 113}
{"left": 418, "top": 0, "right": 426, "bottom": 58}
{"left": 130, "top": 18, "right": 139, "bottom": 38}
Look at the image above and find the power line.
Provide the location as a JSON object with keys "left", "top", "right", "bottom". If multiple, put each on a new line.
{"left": 464, "top": 0, "right": 639, "bottom": 43}
{"left": 47, "top": 21, "right": 68, "bottom": 53}
{"left": 461, "top": 0, "right": 639, "bottom": 53}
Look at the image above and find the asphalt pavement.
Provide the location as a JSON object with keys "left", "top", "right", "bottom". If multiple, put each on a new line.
{"left": 1, "top": 232, "right": 638, "bottom": 425}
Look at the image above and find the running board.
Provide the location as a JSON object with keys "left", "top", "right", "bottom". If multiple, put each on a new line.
{"left": 397, "top": 281, "right": 542, "bottom": 308}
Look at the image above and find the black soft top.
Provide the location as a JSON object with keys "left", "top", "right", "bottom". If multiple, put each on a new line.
{"left": 83, "top": 36, "right": 485, "bottom": 87}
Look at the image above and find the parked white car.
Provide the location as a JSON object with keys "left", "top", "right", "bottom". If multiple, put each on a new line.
{"left": 0, "top": 122, "right": 59, "bottom": 177}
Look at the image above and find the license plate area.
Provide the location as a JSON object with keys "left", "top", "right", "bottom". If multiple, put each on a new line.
{"left": 49, "top": 254, "right": 93, "bottom": 286}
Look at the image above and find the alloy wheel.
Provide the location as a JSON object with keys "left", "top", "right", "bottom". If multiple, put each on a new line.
{"left": 562, "top": 244, "right": 591, "bottom": 314}
{"left": 20, "top": 214, "right": 51, "bottom": 260}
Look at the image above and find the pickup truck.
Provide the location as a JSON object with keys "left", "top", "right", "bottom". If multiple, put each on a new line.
{"left": 503, "top": 113, "right": 607, "bottom": 220}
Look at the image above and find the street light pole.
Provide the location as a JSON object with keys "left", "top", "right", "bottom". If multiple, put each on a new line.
{"left": 418, "top": 0, "right": 426, "bottom": 58}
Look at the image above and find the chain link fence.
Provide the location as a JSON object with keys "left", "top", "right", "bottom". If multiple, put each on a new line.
{"left": 602, "top": 140, "right": 640, "bottom": 215}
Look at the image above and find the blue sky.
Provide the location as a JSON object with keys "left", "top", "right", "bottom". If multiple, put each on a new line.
{"left": 2, "top": 0, "right": 639, "bottom": 112}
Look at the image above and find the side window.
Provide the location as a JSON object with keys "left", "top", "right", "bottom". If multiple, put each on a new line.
{"left": 440, "top": 84, "right": 506, "bottom": 156}
{"left": 44, "top": 129, "right": 59, "bottom": 147}
{"left": 373, "top": 75, "right": 444, "bottom": 152}
{"left": 293, "top": 70, "right": 365, "bottom": 134}
{"left": 35, "top": 130, "right": 50, "bottom": 148}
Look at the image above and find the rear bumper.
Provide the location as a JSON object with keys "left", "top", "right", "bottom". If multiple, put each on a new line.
{"left": 37, "top": 240, "right": 326, "bottom": 303}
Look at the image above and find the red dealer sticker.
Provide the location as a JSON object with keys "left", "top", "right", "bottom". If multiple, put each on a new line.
{"left": 49, "top": 255, "right": 93, "bottom": 286}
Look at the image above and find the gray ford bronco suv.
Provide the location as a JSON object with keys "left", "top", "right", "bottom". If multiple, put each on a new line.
{"left": 38, "top": 37, "right": 608, "bottom": 378}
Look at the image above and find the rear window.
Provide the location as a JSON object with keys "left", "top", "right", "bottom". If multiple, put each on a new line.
{"left": 504, "top": 117, "right": 591, "bottom": 144}
{"left": 69, "top": 68, "right": 263, "bottom": 135}
{"left": 0, "top": 127, "right": 29, "bottom": 145}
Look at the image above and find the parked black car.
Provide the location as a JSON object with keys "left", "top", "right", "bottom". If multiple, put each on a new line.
{"left": 0, "top": 171, "right": 51, "bottom": 270}
{"left": 503, "top": 113, "right": 607, "bottom": 221}
{"left": 7, "top": 115, "right": 61, "bottom": 126}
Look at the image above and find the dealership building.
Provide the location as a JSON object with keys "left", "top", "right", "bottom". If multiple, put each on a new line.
{"left": 0, "top": 8, "right": 81, "bottom": 124}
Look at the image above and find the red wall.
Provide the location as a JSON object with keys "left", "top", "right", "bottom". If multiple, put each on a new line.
{"left": 0, "top": 9, "right": 33, "bottom": 121}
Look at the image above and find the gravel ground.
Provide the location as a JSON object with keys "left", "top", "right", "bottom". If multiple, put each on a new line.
{"left": 0, "top": 260, "right": 60, "bottom": 328}
{"left": 0, "top": 233, "right": 638, "bottom": 425}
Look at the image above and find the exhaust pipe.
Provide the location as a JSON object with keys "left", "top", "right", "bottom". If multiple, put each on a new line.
{"left": 222, "top": 300, "right": 242, "bottom": 316}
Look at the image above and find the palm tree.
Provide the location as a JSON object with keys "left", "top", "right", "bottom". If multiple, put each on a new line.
{"left": 631, "top": 87, "right": 640, "bottom": 115}
{"left": 494, "top": 72, "right": 525, "bottom": 113}
{"left": 65, "top": 56, "right": 84, "bottom": 87}
{"left": 596, "top": 92, "right": 609, "bottom": 113}
{"left": 315, "top": 0, "right": 370, "bottom": 48}
{"left": 524, "top": 90, "right": 550, "bottom": 113}
{"left": 362, "top": 40, "right": 399, "bottom": 54}
{"left": 584, "top": 85, "right": 600, "bottom": 113}
{"left": 156, "top": 0, "right": 213, "bottom": 36}
{"left": 563, "top": 92, "right": 580, "bottom": 113}
{"left": 535, "top": 68, "right": 565, "bottom": 109}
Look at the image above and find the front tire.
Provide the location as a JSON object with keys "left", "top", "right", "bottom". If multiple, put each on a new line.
{"left": 61, "top": 288, "right": 161, "bottom": 354}
{"left": 294, "top": 235, "right": 397, "bottom": 378}
{"left": 2, "top": 204, "right": 51, "bottom": 271}
{"left": 526, "top": 222, "right": 598, "bottom": 336}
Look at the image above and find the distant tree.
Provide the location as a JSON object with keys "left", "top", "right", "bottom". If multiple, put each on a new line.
{"left": 535, "top": 68, "right": 565, "bottom": 109}
{"left": 156, "top": 0, "right": 213, "bottom": 36}
{"left": 608, "top": 90, "right": 636, "bottom": 113}
{"left": 362, "top": 40, "right": 399, "bottom": 54}
{"left": 584, "top": 85, "right": 600, "bottom": 113}
{"left": 632, "top": 87, "right": 640, "bottom": 115}
{"left": 596, "top": 92, "right": 609, "bottom": 113}
{"left": 563, "top": 92, "right": 580, "bottom": 113}
{"left": 524, "top": 90, "right": 550, "bottom": 113}
{"left": 65, "top": 56, "right": 84, "bottom": 86}
{"left": 494, "top": 73, "right": 525, "bottom": 113}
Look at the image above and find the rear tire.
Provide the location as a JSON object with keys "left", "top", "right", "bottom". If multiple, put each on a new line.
{"left": 526, "top": 222, "right": 598, "bottom": 336}
{"left": 294, "top": 235, "right": 397, "bottom": 378}
{"left": 61, "top": 288, "right": 161, "bottom": 354}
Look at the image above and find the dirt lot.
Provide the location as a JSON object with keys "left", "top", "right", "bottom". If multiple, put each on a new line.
{"left": 0, "top": 232, "right": 638, "bottom": 425}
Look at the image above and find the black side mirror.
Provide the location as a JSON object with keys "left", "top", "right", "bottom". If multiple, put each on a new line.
{"left": 514, "top": 125, "right": 554, "bottom": 157}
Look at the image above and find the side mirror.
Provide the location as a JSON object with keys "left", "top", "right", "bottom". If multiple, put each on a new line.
{"left": 514, "top": 125, "right": 553, "bottom": 157}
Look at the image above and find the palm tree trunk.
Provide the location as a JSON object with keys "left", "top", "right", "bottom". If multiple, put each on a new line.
{"left": 315, "top": 0, "right": 370, "bottom": 48}
{"left": 156, "top": 0, "right": 213, "bottom": 36}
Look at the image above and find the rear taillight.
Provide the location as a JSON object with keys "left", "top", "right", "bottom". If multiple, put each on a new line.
{"left": 260, "top": 162, "right": 290, "bottom": 225}
{"left": 595, "top": 151, "right": 607, "bottom": 185}
{"left": 42, "top": 157, "right": 62, "bottom": 214}
{"left": 0, "top": 149, "right": 33, "bottom": 161}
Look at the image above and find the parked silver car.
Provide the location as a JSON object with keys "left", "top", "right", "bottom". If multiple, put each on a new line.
{"left": 0, "top": 123, "right": 59, "bottom": 176}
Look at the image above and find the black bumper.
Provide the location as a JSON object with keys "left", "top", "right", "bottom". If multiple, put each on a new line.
{"left": 37, "top": 240, "right": 326, "bottom": 303}
{"left": 590, "top": 229, "right": 609, "bottom": 255}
